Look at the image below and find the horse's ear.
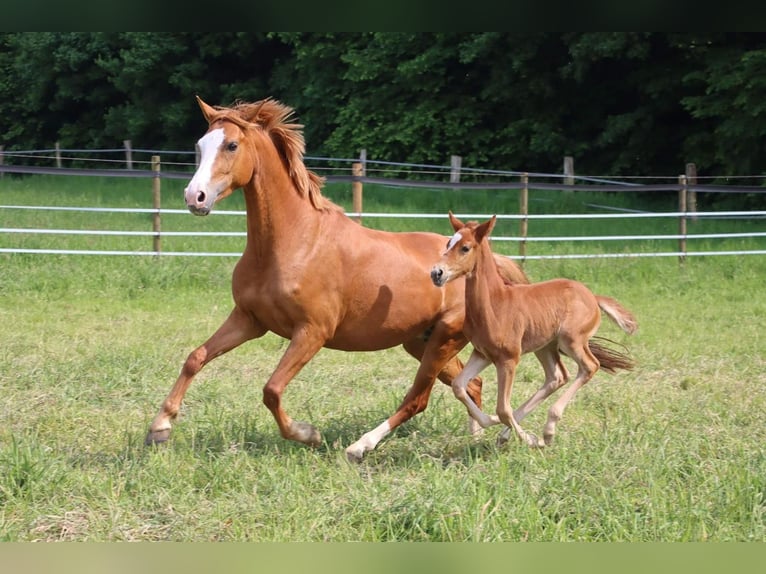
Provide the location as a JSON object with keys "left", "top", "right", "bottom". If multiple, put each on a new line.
{"left": 196, "top": 95, "right": 217, "bottom": 123}
{"left": 475, "top": 215, "right": 497, "bottom": 243}
{"left": 448, "top": 210, "right": 464, "bottom": 232}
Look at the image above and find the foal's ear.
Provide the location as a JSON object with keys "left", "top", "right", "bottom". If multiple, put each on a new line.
{"left": 475, "top": 215, "right": 497, "bottom": 243}
{"left": 196, "top": 95, "right": 217, "bottom": 123}
{"left": 448, "top": 210, "right": 464, "bottom": 232}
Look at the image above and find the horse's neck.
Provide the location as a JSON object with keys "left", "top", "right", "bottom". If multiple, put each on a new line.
{"left": 465, "top": 242, "right": 508, "bottom": 317}
{"left": 242, "top": 165, "right": 318, "bottom": 258}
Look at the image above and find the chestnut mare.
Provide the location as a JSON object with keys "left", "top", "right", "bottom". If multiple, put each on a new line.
{"left": 430, "top": 212, "right": 637, "bottom": 447}
{"left": 144, "top": 97, "right": 529, "bottom": 461}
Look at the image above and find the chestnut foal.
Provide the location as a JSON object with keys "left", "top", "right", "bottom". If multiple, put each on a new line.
{"left": 431, "top": 212, "right": 637, "bottom": 447}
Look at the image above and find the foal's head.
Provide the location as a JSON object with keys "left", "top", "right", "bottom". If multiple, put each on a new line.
{"left": 430, "top": 211, "right": 496, "bottom": 287}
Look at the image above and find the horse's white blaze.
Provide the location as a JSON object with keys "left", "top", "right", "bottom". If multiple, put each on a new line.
{"left": 446, "top": 231, "right": 462, "bottom": 251}
{"left": 188, "top": 128, "right": 225, "bottom": 191}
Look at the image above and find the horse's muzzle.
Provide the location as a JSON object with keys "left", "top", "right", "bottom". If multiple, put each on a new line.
{"left": 185, "top": 188, "right": 214, "bottom": 216}
{"left": 431, "top": 266, "right": 446, "bottom": 287}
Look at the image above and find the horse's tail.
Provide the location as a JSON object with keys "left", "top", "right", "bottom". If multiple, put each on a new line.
{"left": 493, "top": 254, "right": 530, "bottom": 285}
{"left": 596, "top": 295, "right": 638, "bottom": 335}
{"left": 590, "top": 295, "right": 638, "bottom": 374}
{"left": 589, "top": 337, "right": 635, "bottom": 374}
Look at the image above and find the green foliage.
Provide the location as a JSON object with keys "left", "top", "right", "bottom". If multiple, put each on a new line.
{"left": 3, "top": 32, "right": 766, "bottom": 183}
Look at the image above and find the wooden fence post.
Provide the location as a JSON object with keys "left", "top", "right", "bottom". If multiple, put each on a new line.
{"left": 359, "top": 149, "right": 367, "bottom": 177}
{"left": 55, "top": 142, "right": 62, "bottom": 168}
{"left": 152, "top": 155, "right": 162, "bottom": 254}
{"left": 563, "top": 156, "right": 574, "bottom": 189}
{"left": 352, "top": 162, "right": 363, "bottom": 223}
{"left": 450, "top": 155, "right": 462, "bottom": 183}
{"left": 519, "top": 172, "right": 529, "bottom": 262}
{"left": 678, "top": 174, "right": 687, "bottom": 263}
{"left": 124, "top": 140, "right": 133, "bottom": 170}
{"left": 685, "top": 162, "right": 698, "bottom": 221}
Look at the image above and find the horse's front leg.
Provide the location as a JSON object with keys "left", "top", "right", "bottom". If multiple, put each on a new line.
{"left": 496, "top": 358, "right": 543, "bottom": 448}
{"left": 497, "top": 345, "right": 568, "bottom": 446}
{"left": 145, "top": 306, "right": 265, "bottom": 445}
{"left": 451, "top": 349, "right": 499, "bottom": 428}
{"left": 261, "top": 326, "right": 326, "bottom": 447}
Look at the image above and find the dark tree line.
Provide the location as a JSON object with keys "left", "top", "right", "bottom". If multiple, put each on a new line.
{"left": 2, "top": 32, "right": 766, "bottom": 179}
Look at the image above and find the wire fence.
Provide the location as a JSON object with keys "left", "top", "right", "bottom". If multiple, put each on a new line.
{"left": 1, "top": 148, "right": 765, "bottom": 261}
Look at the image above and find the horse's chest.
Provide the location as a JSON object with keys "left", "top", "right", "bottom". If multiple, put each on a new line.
{"left": 232, "top": 265, "right": 336, "bottom": 333}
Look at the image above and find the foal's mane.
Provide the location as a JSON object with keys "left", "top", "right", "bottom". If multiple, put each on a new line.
{"left": 214, "top": 99, "right": 340, "bottom": 212}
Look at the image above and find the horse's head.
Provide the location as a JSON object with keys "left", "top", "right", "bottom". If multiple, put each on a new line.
{"left": 184, "top": 96, "right": 256, "bottom": 215}
{"left": 185, "top": 96, "right": 334, "bottom": 216}
{"left": 430, "top": 212, "right": 496, "bottom": 287}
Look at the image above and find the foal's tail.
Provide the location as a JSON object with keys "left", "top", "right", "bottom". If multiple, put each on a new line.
{"left": 596, "top": 295, "right": 638, "bottom": 335}
{"left": 590, "top": 295, "right": 639, "bottom": 374}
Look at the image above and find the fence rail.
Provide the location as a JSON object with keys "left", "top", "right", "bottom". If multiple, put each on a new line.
{"left": 1, "top": 153, "right": 765, "bottom": 261}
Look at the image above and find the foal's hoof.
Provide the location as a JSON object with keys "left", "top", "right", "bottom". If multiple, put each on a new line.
{"left": 145, "top": 428, "right": 171, "bottom": 446}
{"left": 525, "top": 433, "right": 545, "bottom": 449}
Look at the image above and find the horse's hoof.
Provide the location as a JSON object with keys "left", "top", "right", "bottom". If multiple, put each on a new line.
{"left": 525, "top": 433, "right": 544, "bottom": 449}
{"left": 292, "top": 421, "right": 322, "bottom": 447}
{"left": 468, "top": 419, "right": 484, "bottom": 436}
{"left": 496, "top": 427, "right": 511, "bottom": 446}
{"left": 345, "top": 447, "right": 364, "bottom": 464}
{"left": 145, "top": 428, "right": 171, "bottom": 446}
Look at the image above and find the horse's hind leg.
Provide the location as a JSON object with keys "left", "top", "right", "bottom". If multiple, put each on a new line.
{"left": 345, "top": 330, "right": 466, "bottom": 462}
{"left": 403, "top": 337, "right": 484, "bottom": 434}
{"left": 145, "top": 306, "right": 264, "bottom": 445}
{"left": 542, "top": 339, "right": 598, "bottom": 446}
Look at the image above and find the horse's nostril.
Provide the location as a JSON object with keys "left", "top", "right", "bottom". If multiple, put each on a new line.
{"left": 197, "top": 191, "right": 206, "bottom": 204}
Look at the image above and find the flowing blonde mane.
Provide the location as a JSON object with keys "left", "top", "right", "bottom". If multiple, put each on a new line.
{"left": 212, "top": 99, "right": 340, "bottom": 212}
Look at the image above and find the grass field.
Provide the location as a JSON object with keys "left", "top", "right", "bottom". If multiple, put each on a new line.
{"left": 0, "top": 175, "right": 765, "bottom": 541}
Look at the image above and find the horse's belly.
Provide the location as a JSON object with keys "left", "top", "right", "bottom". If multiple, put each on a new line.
{"left": 325, "top": 295, "right": 444, "bottom": 351}
{"left": 325, "top": 321, "right": 431, "bottom": 351}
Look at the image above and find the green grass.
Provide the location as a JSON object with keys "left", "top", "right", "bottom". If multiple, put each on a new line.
{"left": 0, "top": 175, "right": 765, "bottom": 541}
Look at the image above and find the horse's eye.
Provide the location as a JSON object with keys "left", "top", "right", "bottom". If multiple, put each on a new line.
{"left": 461, "top": 245, "right": 470, "bottom": 253}
{"left": 226, "top": 142, "right": 238, "bottom": 152}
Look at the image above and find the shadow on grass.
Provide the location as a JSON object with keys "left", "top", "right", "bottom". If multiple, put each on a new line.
{"left": 66, "top": 409, "right": 523, "bottom": 473}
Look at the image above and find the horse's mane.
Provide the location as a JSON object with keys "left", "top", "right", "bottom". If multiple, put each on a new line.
{"left": 213, "top": 99, "right": 340, "bottom": 213}
{"left": 464, "top": 219, "right": 529, "bottom": 285}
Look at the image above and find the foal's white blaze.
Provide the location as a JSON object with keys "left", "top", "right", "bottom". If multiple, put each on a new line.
{"left": 446, "top": 231, "right": 462, "bottom": 251}
{"left": 187, "top": 128, "right": 225, "bottom": 191}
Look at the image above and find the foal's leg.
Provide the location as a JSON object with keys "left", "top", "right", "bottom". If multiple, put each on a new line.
{"left": 497, "top": 344, "right": 569, "bottom": 446}
{"left": 403, "top": 337, "right": 484, "bottom": 435}
{"left": 450, "top": 349, "right": 498, "bottom": 428}
{"left": 146, "top": 306, "right": 265, "bottom": 445}
{"left": 345, "top": 329, "right": 466, "bottom": 462}
{"left": 542, "top": 340, "right": 598, "bottom": 446}
{"left": 496, "top": 357, "right": 542, "bottom": 448}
